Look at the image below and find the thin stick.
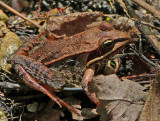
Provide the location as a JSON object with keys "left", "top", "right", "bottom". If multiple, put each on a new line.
{"left": 38, "top": 0, "right": 42, "bottom": 17}
{"left": 130, "top": 0, "right": 160, "bottom": 20}
{"left": 138, "top": 34, "right": 157, "bottom": 67}
{"left": 131, "top": 18, "right": 160, "bottom": 31}
{"left": 135, "top": 21, "right": 160, "bottom": 56}
{"left": 0, "top": 1, "right": 41, "bottom": 28}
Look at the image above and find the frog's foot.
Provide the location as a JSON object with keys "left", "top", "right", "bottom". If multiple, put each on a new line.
{"left": 15, "top": 64, "right": 80, "bottom": 116}
{"left": 82, "top": 67, "right": 101, "bottom": 106}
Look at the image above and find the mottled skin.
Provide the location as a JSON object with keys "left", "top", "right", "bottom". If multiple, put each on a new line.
{"left": 8, "top": 21, "right": 130, "bottom": 115}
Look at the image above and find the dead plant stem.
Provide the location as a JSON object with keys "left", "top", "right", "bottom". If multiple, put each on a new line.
{"left": 0, "top": 1, "right": 41, "bottom": 28}
{"left": 38, "top": 0, "right": 42, "bottom": 17}
{"left": 130, "top": 0, "right": 160, "bottom": 20}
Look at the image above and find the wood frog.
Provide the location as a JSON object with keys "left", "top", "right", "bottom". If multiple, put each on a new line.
{"left": 7, "top": 12, "right": 130, "bottom": 115}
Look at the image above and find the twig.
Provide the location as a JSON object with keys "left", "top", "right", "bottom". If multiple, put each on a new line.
{"left": 63, "top": 87, "right": 83, "bottom": 91}
{"left": 138, "top": 81, "right": 151, "bottom": 84}
{"left": 121, "top": 73, "right": 155, "bottom": 80}
{"left": 10, "top": 94, "right": 45, "bottom": 101}
{"left": 0, "top": 72, "right": 16, "bottom": 83}
{"left": 1, "top": 117, "right": 19, "bottom": 120}
{"left": 135, "top": 21, "right": 160, "bottom": 56}
{"left": 138, "top": 34, "right": 157, "bottom": 67}
{"left": 111, "top": 53, "right": 136, "bottom": 60}
{"left": 0, "top": 82, "right": 20, "bottom": 89}
{"left": 131, "top": 18, "right": 160, "bottom": 31}
{"left": 130, "top": 0, "right": 160, "bottom": 20}
{"left": 0, "top": 1, "right": 41, "bottom": 28}
{"left": 38, "top": 0, "right": 42, "bottom": 17}
{"left": 12, "top": 17, "right": 46, "bottom": 26}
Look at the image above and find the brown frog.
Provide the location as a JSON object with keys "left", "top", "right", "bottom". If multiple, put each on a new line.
{"left": 7, "top": 12, "right": 131, "bottom": 115}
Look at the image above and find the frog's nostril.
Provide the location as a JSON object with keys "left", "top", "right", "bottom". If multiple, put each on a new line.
{"left": 99, "top": 22, "right": 113, "bottom": 31}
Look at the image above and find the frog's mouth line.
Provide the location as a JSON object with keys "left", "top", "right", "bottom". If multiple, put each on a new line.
{"left": 86, "top": 39, "right": 131, "bottom": 67}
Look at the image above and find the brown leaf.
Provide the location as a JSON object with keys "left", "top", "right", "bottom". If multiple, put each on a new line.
{"left": 45, "top": 8, "right": 59, "bottom": 17}
{"left": 81, "top": 108, "right": 99, "bottom": 119}
{"left": 91, "top": 74, "right": 148, "bottom": 121}
{"left": 64, "top": 97, "right": 99, "bottom": 120}
{"left": 64, "top": 97, "right": 83, "bottom": 120}
{"left": 139, "top": 68, "right": 160, "bottom": 121}
{"left": 38, "top": 109, "right": 64, "bottom": 121}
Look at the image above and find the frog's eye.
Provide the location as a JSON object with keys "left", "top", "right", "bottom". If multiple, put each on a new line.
{"left": 101, "top": 39, "right": 114, "bottom": 49}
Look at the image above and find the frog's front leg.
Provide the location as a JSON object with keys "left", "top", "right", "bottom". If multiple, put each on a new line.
{"left": 82, "top": 67, "right": 101, "bottom": 106}
{"left": 8, "top": 54, "right": 80, "bottom": 116}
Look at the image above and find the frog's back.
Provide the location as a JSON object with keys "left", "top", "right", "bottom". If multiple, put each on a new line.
{"left": 29, "top": 27, "right": 102, "bottom": 64}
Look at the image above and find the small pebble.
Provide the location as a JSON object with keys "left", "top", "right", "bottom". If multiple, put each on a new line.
{"left": 58, "top": 2, "right": 64, "bottom": 8}
{"left": 27, "top": 102, "right": 38, "bottom": 113}
{"left": 102, "top": 1, "right": 108, "bottom": 8}
{"left": 88, "top": 1, "right": 93, "bottom": 6}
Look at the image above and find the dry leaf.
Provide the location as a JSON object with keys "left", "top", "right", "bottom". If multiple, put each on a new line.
{"left": 115, "top": 0, "right": 130, "bottom": 17}
{"left": 38, "top": 109, "right": 64, "bottom": 121}
{"left": 37, "top": 101, "right": 64, "bottom": 121}
{"left": 64, "top": 97, "right": 83, "bottom": 120}
{"left": 91, "top": 74, "right": 148, "bottom": 121}
{"left": 81, "top": 108, "right": 98, "bottom": 119}
{"left": 139, "top": 68, "right": 160, "bottom": 121}
{"left": 45, "top": 8, "right": 59, "bottom": 17}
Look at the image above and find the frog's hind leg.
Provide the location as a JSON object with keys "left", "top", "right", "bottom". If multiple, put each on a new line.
{"left": 8, "top": 54, "right": 80, "bottom": 116}
{"left": 15, "top": 64, "right": 80, "bottom": 116}
{"left": 15, "top": 64, "right": 62, "bottom": 106}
